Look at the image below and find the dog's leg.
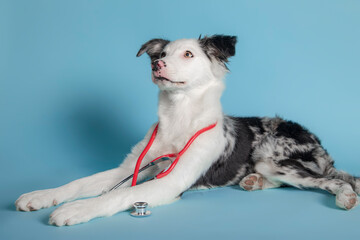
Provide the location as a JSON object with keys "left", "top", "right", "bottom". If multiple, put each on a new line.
{"left": 248, "top": 132, "right": 358, "bottom": 209}
{"left": 48, "top": 132, "right": 223, "bottom": 226}
{"left": 239, "top": 173, "right": 282, "bottom": 191}
{"left": 276, "top": 174, "right": 357, "bottom": 210}
{"left": 325, "top": 167, "right": 360, "bottom": 195}
{"left": 15, "top": 167, "right": 137, "bottom": 211}
{"left": 255, "top": 161, "right": 358, "bottom": 210}
{"left": 49, "top": 177, "right": 182, "bottom": 226}
{"left": 16, "top": 159, "right": 169, "bottom": 212}
{"left": 16, "top": 125, "right": 163, "bottom": 212}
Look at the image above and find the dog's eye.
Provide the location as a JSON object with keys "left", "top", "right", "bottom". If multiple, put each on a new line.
{"left": 160, "top": 52, "right": 166, "bottom": 58}
{"left": 184, "top": 51, "right": 193, "bottom": 58}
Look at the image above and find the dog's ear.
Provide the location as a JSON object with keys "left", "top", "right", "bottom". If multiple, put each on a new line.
{"left": 136, "top": 38, "right": 170, "bottom": 61}
{"left": 199, "top": 35, "right": 237, "bottom": 63}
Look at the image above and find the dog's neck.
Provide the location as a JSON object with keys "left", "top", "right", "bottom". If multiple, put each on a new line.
{"left": 157, "top": 81, "right": 224, "bottom": 139}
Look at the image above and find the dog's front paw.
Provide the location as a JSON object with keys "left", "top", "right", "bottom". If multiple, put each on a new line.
{"left": 15, "top": 189, "right": 59, "bottom": 211}
{"left": 49, "top": 199, "right": 100, "bottom": 226}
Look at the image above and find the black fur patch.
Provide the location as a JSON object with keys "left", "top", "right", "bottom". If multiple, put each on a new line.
{"left": 289, "top": 149, "right": 318, "bottom": 163}
{"left": 199, "top": 35, "right": 237, "bottom": 65}
{"left": 241, "top": 117, "right": 265, "bottom": 134}
{"left": 276, "top": 121, "right": 317, "bottom": 144}
{"left": 277, "top": 159, "right": 322, "bottom": 178}
{"left": 192, "top": 117, "right": 255, "bottom": 187}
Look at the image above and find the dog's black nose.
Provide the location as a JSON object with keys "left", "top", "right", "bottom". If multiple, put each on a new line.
{"left": 151, "top": 60, "right": 166, "bottom": 71}
{"left": 151, "top": 60, "right": 160, "bottom": 71}
{"left": 151, "top": 60, "right": 159, "bottom": 71}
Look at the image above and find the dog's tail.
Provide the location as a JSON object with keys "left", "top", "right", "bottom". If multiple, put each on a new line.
{"left": 325, "top": 166, "right": 360, "bottom": 194}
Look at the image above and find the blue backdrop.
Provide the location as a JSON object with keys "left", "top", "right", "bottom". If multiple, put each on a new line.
{"left": 1, "top": 0, "right": 359, "bottom": 239}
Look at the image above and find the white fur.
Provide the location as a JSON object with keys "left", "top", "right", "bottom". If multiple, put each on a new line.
{"left": 15, "top": 38, "right": 229, "bottom": 226}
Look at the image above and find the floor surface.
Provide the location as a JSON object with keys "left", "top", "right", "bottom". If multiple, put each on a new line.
{"left": 1, "top": 168, "right": 360, "bottom": 240}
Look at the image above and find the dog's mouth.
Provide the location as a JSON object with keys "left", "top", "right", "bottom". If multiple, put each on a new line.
{"left": 153, "top": 75, "right": 185, "bottom": 85}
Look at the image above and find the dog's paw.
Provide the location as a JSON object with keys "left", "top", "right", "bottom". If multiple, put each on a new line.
{"left": 49, "top": 199, "right": 99, "bottom": 226}
{"left": 239, "top": 173, "right": 264, "bottom": 191}
{"left": 15, "top": 189, "right": 59, "bottom": 211}
{"left": 336, "top": 188, "right": 358, "bottom": 210}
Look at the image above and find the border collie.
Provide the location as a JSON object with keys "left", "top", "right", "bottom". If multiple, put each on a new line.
{"left": 16, "top": 35, "right": 359, "bottom": 226}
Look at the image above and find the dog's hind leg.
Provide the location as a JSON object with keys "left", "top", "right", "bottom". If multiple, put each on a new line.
{"left": 239, "top": 173, "right": 282, "bottom": 191}
{"left": 325, "top": 167, "right": 360, "bottom": 195}
{"left": 255, "top": 160, "right": 358, "bottom": 210}
{"left": 248, "top": 129, "right": 359, "bottom": 209}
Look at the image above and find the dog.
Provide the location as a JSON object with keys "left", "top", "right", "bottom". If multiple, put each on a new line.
{"left": 15, "top": 35, "right": 359, "bottom": 226}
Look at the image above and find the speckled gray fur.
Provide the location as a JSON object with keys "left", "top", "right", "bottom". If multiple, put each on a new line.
{"left": 193, "top": 115, "right": 360, "bottom": 197}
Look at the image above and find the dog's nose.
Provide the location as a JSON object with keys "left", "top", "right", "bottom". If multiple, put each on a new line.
{"left": 151, "top": 60, "right": 165, "bottom": 71}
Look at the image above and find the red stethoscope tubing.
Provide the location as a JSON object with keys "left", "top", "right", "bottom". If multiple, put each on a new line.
{"left": 131, "top": 122, "right": 217, "bottom": 186}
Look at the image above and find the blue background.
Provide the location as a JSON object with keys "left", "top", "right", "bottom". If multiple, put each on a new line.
{"left": 1, "top": 0, "right": 360, "bottom": 239}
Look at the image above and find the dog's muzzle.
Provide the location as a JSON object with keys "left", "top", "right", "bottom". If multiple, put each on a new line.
{"left": 150, "top": 60, "right": 184, "bottom": 84}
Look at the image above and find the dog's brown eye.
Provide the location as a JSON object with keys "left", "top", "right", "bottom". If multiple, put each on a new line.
{"left": 160, "top": 52, "right": 166, "bottom": 58}
{"left": 184, "top": 51, "right": 193, "bottom": 58}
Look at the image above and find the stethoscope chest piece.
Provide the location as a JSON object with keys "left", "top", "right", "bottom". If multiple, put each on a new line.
{"left": 130, "top": 202, "right": 151, "bottom": 217}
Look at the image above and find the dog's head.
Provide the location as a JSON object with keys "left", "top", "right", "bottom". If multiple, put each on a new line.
{"left": 137, "top": 35, "right": 237, "bottom": 91}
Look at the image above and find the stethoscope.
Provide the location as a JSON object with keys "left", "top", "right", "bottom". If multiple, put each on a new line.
{"left": 102, "top": 122, "right": 217, "bottom": 217}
